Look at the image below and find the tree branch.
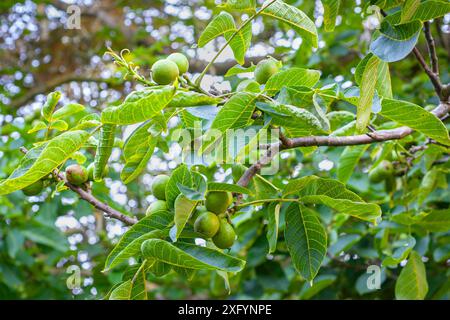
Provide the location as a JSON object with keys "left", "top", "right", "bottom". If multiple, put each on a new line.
{"left": 412, "top": 47, "right": 444, "bottom": 100}
{"left": 20, "top": 147, "right": 137, "bottom": 226}
{"left": 424, "top": 21, "right": 439, "bottom": 75}
{"left": 237, "top": 103, "right": 450, "bottom": 187}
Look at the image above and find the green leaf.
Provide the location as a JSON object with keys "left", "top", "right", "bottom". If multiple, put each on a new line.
{"left": 322, "top": 0, "right": 340, "bottom": 32}
{"left": 261, "top": 0, "right": 318, "bottom": 48}
{"left": 27, "top": 121, "right": 47, "bottom": 134}
{"left": 203, "top": 92, "right": 257, "bottom": 151}
{"left": 41, "top": 91, "right": 61, "bottom": 121}
{"left": 356, "top": 54, "right": 380, "bottom": 132}
{"left": 94, "top": 124, "right": 115, "bottom": 181}
{"left": 337, "top": 145, "right": 369, "bottom": 183}
{"left": 101, "top": 87, "right": 175, "bottom": 125}
{"left": 207, "top": 182, "right": 253, "bottom": 195}
{"left": 166, "top": 164, "right": 192, "bottom": 209}
{"left": 6, "top": 229, "right": 25, "bottom": 259}
{"left": 121, "top": 122, "right": 158, "bottom": 184}
{"left": 256, "top": 102, "right": 324, "bottom": 137}
{"left": 285, "top": 203, "right": 327, "bottom": 281}
{"left": 400, "top": 0, "right": 420, "bottom": 23}
{"left": 417, "top": 209, "right": 450, "bottom": 232}
{"left": 380, "top": 99, "right": 450, "bottom": 146}
{"left": 0, "top": 130, "right": 90, "bottom": 195}
{"left": 167, "top": 90, "right": 223, "bottom": 108}
{"left": 387, "top": 0, "right": 450, "bottom": 24}
{"left": 172, "top": 195, "right": 198, "bottom": 242}
{"left": 327, "top": 111, "right": 355, "bottom": 131}
{"left": 266, "top": 202, "right": 281, "bottom": 254}
{"left": 299, "top": 274, "right": 337, "bottom": 299}
{"left": 382, "top": 236, "right": 416, "bottom": 267}
{"left": 370, "top": 20, "right": 421, "bottom": 62}
{"left": 283, "top": 176, "right": 382, "bottom": 223}
{"left": 21, "top": 224, "right": 69, "bottom": 252}
{"left": 52, "top": 103, "right": 85, "bottom": 119}
{"left": 418, "top": 168, "right": 439, "bottom": 206}
{"left": 197, "top": 12, "right": 251, "bottom": 65}
{"left": 395, "top": 251, "right": 428, "bottom": 300}
{"left": 264, "top": 68, "right": 321, "bottom": 95}
{"left": 355, "top": 53, "right": 392, "bottom": 98}
{"left": 141, "top": 239, "right": 246, "bottom": 272}
{"left": 49, "top": 119, "right": 68, "bottom": 131}
{"left": 103, "top": 210, "right": 172, "bottom": 271}
{"left": 109, "top": 280, "right": 133, "bottom": 300}
{"left": 328, "top": 234, "right": 361, "bottom": 256}
{"left": 221, "top": 0, "right": 256, "bottom": 12}
{"left": 224, "top": 63, "right": 256, "bottom": 77}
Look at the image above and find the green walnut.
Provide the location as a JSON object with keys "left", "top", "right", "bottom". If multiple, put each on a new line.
{"left": 369, "top": 160, "right": 393, "bottom": 183}
{"left": 205, "top": 191, "right": 233, "bottom": 214}
{"left": 22, "top": 180, "right": 44, "bottom": 196}
{"left": 254, "top": 58, "right": 279, "bottom": 84}
{"left": 146, "top": 200, "right": 167, "bottom": 216}
{"left": 151, "top": 174, "right": 170, "bottom": 200}
{"left": 212, "top": 219, "right": 236, "bottom": 249}
{"left": 65, "top": 164, "right": 88, "bottom": 186}
{"left": 87, "top": 163, "right": 109, "bottom": 181}
{"left": 189, "top": 205, "right": 207, "bottom": 225}
{"left": 151, "top": 59, "right": 179, "bottom": 85}
{"left": 167, "top": 53, "right": 189, "bottom": 74}
{"left": 194, "top": 211, "right": 220, "bottom": 238}
{"left": 236, "top": 79, "right": 260, "bottom": 93}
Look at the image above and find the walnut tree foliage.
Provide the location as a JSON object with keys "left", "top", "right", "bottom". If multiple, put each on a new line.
{"left": 0, "top": 0, "right": 449, "bottom": 300}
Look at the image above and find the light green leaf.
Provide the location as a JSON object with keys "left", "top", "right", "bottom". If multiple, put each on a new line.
{"left": 121, "top": 122, "right": 157, "bottom": 184}
{"left": 52, "top": 103, "right": 85, "bottom": 119}
{"left": 0, "top": 130, "right": 90, "bottom": 195}
{"left": 166, "top": 164, "right": 192, "bottom": 209}
{"left": 172, "top": 195, "right": 198, "bottom": 242}
{"left": 101, "top": 87, "right": 175, "bottom": 125}
{"left": 261, "top": 0, "right": 318, "bottom": 48}
{"left": 41, "top": 91, "right": 61, "bottom": 121}
{"left": 387, "top": 0, "right": 450, "bottom": 24}
{"left": 256, "top": 102, "right": 324, "bottom": 137}
{"left": 382, "top": 236, "right": 416, "bottom": 267}
{"left": 94, "top": 124, "right": 115, "bottom": 181}
{"left": 355, "top": 53, "right": 392, "bottom": 98}
{"left": 198, "top": 12, "right": 251, "bottom": 65}
{"left": 141, "top": 239, "right": 246, "bottom": 272}
{"left": 322, "top": 0, "right": 340, "bottom": 32}
{"left": 27, "top": 121, "right": 47, "bottom": 134}
{"left": 356, "top": 54, "right": 380, "bottom": 132}
{"left": 418, "top": 168, "right": 439, "bottom": 206}
{"left": 380, "top": 99, "right": 450, "bottom": 146}
{"left": 299, "top": 274, "right": 337, "bottom": 299}
{"left": 401, "top": 0, "right": 420, "bottom": 23}
{"left": 103, "top": 210, "right": 172, "bottom": 271}
{"left": 267, "top": 202, "right": 281, "bottom": 254}
{"left": 49, "top": 119, "right": 68, "bottom": 131}
{"left": 417, "top": 209, "right": 450, "bottom": 232}
{"left": 224, "top": 63, "right": 256, "bottom": 77}
{"left": 395, "top": 251, "right": 428, "bottom": 300}
{"left": 167, "top": 90, "right": 223, "bottom": 108}
{"left": 337, "top": 145, "right": 369, "bottom": 183}
{"left": 221, "top": 0, "right": 256, "bottom": 12}
{"left": 285, "top": 203, "right": 327, "bottom": 281}
{"left": 264, "top": 68, "right": 321, "bottom": 95}
{"left": 109, "top": 280, "right": 133, "bottom": 300}
{"left": 283, "top": 176, "right": 382, "bottom": 223}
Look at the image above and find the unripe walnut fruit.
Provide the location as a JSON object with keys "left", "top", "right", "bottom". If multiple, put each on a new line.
{"left": 151, "top": 59, "right": 179, "bottom": 85}
{"left": 212, "top": 219, "right": 236, "bottom": 249}
{"left": 151, "top": 175, "right": 170, "bottom": 200}
{"left": 254, "top": 58, "right": 279, "bottom": 84}
{"left": 66, "top": 164, "right": 88, "bottom": 186}
{"left": 205, "top": 191, "right": 233, "bottom": 214}
{"left": 194, "top": 211, "right": 220, "bottom": 238}
{"left": 167, "top": 53, "right": 189, "bottom": 74}
{"left": 22, "top": 180, "right": 44, "bottom": 196}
